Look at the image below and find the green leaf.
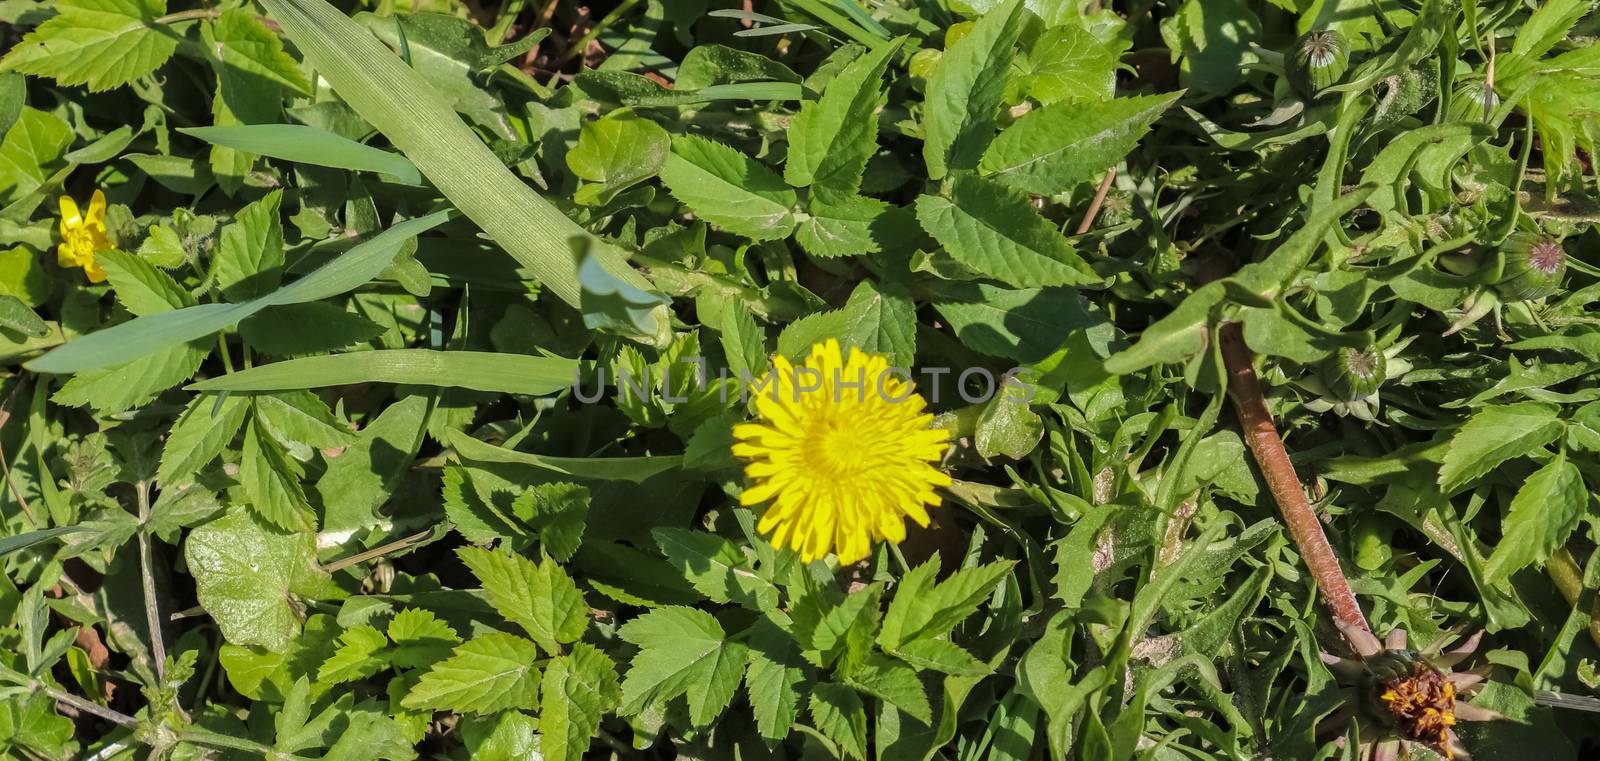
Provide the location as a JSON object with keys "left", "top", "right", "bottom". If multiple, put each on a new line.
{"left": 1158, "top": 0, "right": 1261, "bottom": 94}
{"left": 240, "top": 419, "right": 317, "bottom": 532}
{"left": 0, "top": 109, "right": 72, "bottom": 204}
{"left": 652, "top": 527, "right": 777, "bottom": 609}
{"left": 888, "top": 638, "right": 990, "bottom": 676}
{"left": 846, "top": 653, "right": 931, "bottom": 723}
{"left": 659, "top": 135, "right": 796, "bottom": 241}
{"left": 185, "top": 509, "right": 341, "bottom": 653}
{"left": 253, "top": 391, "right": 354, "bottom": 451}
{"left": 51, "top": 340, "right": 208, "bottom": 412}
{"left": 238, "top": 302, "right": 385, "bottom": 356}
{"left": 916, "top": 175, "right": 1097, "bottom": 288}
{"left": 809, "top": 682, "right": 868, "bottom": 760}
{"left": 1016, "top": 22, "right": 1118, "bottom": 105}
{"left": 1102, "top": 283, "right": 1223, "bottom": 375}
{"left": 981, "top": 92, "right": 1181, "bottom": 196}
{"left": 216, "top": 189, "right": 286, "bottom": 301}
{"left": 259, "top": 0, "right": 665, "bottom": 317}
{"left": 210, "top": 9, "right": 312, "bottom": 95}
{"left": 402, "top": 632, "right": 542, "bottom": 714}
{"left": 0, "top": 526, "right": 90, "bottom": 557}
{"left": 1438, "top": 402, "right": 1565, "bottom": 494}
{"left": 931, "top": 282, "right": 1102, "bottom": 363}
{"left": 922, "top": 0, "right": 1026, "bottom": 179}
{"left": 386, "top": 608, "right": 461, "bottom": 669}
{"left": 792, "top": 583, "right": 882, "bottom": 672}
{"left": 189, "top": 349, "right": 576, "bottom": 395}
{"left": 794, "top": 191, "right": 887, "bottom": 259}
{"left": 975, "top": 391, "right": 1043, "bottom": 459}
{"left": 27, "top": 210, "right": 447, "bottom": 374}
{"left": 511, "top": 482, "right": 590, "bottom": 562}
{"left": 316, "top": 395, "right": 428, "bottom": 533}
{"left": 784, "top": 39, "right": 899, "bottom": 194}
{"left": 180, "top": 125, "right": 421, "bottom": 184}
{"left": 457, "top": 546, "right": 587, "bottom": 656}
{"left": 318, "top": 625, "right": 389, "bottom": 684}
{"left": 98, "top": 249, "right": 193, "bottom": 317}
{"left": 539, "top": 643, "right": 622, "bottom": 761}
{"left": 617, "top": 606, "right": 749, "bottom": 727}
{"left": 1483, "top": 452, "right": 1588, "bottom": 584}
{"left": 744, "top": 618, "right": 807, "bottom": 741}
{"left": 158, "top": 393, "right": 249, "bottom": 487}
{"left": 0, "top": 294, "right": 46, "bottom": 337}
{"left": 879, "top": 558, "right": 1014, "bottom": 650}
{"left": 0, "top": 0, "right": 179, "bottom": 91}
{"left": 566, "top": 110, "right": 669, "bottom": 206}
{"left": 776, "top": 279, "right": 917, "bottom": 369}
{"left": 448, "top": 430, "right": 683, "bottom": 484}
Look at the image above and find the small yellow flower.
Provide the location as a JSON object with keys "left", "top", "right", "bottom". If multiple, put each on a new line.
{"left": 58, "top": 190, "right": 111, "bottom": 283}
{"left": 732, "top": 339, "right": 951, "bottom": 565}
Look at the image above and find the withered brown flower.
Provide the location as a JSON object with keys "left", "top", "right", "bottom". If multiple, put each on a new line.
{"left": 1321, "top": 623, "right": 1503, "bottom": 760}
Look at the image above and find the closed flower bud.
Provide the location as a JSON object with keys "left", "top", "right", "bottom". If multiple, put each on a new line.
{"left": 1325, "top": 346, "right": 1387, "bottom": 400}
{"left": 1496, "top": 233, "right": 1566, "bottom": 301}
{"left": 1290, "top": 29, "right": 1349, "bottom": 96}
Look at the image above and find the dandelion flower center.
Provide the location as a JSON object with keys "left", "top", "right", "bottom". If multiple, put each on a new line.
{"left": 732, "top": 339, "right": 952, "bottom": 565}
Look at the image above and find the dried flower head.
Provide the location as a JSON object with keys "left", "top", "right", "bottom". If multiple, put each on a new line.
{"left": 1322, "top": 624, "right": 1503, "bottom": 761}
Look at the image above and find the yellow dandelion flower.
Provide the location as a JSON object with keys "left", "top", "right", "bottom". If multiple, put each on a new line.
{"left": 58, "top": 190, "right": 111, "bottom": 283}
{"left": 731, "top": 339, "right": 952, "bottom": 565}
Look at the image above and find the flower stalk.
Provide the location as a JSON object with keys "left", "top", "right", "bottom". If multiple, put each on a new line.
{"left": 1219, "top": 322, "right": 1373, "bottom": 637}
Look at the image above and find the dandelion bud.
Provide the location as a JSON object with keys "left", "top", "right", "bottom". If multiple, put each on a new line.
{"left": 1496, "top": 233, "right": 1566, "bottom": 301}
{"left": 1290, "top": 29, "right": 1349, "bottom": 97}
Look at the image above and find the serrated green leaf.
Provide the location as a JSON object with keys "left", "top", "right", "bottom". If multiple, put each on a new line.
{"left": 457, "top": 546, "right": 587, "bottom": 655}
{"left": 1483, "top": 452, "right": 1588, "bottom": 584}
{"left": 981, "top": 92, "right": 1181, "bottom": 196}
{"left": 0, "top": 0, "right": 179, "bottom": 92}
{"left": 785, "top": 39, "right": 899, "bottom": 194}
{"left": 318, "top": 625, "right": 389, "bottom": 684}
{"left": 402, "top": 632, "right": 542, "bottom": 714}
{"left": 809, "top": 682, "right": 868, "bottom": 759}
{"left": 617, "top": 606, "right": 748, "bottom": 727}
{"left": 253, "top": 391, "right": 355, "bottom": 451}
{"left": 794, "top": 191, "right": 887, "bottom": 259}
{"left": 240, "top": 418, "right": 317, "bottom": 532}
{"left": 846, "top": 653, "right": 930, "bottom": 723}
{"left": 216, "top": 189, "right": 286, "bottom": 301}
{"left": 158, "top": 392, "right": 249, "bottom": 487}
{"left": 889, "top": 638, "right": 990, "bottom": 676}
{"left": 210, "top": 9, "right": 311, "bottom": 96}
{"left": 922, "top": 0, "right": 1025, "bottom": 179}
{"left": 510, "top": 482, "right": 589, "bottom": 562}
{"left": 917, "top": 174, "right": 1097, "bottom": 289}
{"left": 1438, "top": 402, "right": 1565, "bottom": 494}
{"left": 659, "top": 135, "right": 796, "bottom": 241}
{"left": 386, "top": 608, "right": 461, "bottom": 669}
{"left": 653, "top": 527, "right": 777, "bottom": 609}
{"left": 98, "top": 249, "right": 192, "bottom": 317}
{"left": 879, "top": 558, "right": 1013, "bottom": 650}
{"left": 744, "top": 618, "right": 806, "bottom": 741}
{"left": 540, "top": 643, "right": 622, "bottom": 761}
